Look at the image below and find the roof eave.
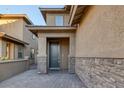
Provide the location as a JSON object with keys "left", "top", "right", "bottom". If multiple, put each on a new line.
{"left": 0, "top": 14, "right": 33, "bottom": 25}
{"left": 68, "top": 5, "right": 78, "bottom": 25}
{"left": 69, "top": 5, "right": 89, "bottom": 25}
{"left": 0, "top": 32, "right": 29, "bottom": 45}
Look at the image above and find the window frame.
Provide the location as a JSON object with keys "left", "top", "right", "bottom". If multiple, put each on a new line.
{"left": 6, "top": 42, "right": 10, "bottom": 59}
{"left": 30, "top": 48, "right": 35, "bottom": 59}
{"left": 18, "top": 45, "right": 24, "bottom": 59}
{"left": 55, "top": 15, "right": 64, "bottom": 26}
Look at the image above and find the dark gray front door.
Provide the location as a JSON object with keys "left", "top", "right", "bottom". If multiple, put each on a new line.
{"left": 49, "top": 42, "right": 60, "bottom": 69}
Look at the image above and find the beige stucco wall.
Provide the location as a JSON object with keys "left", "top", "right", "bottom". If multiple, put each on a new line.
{"left": 2, "top": 40, "right": 7, "bottom": 57}
{"left": 46, "top": 13, "right": 70, "bottom": 26}
{"left": 37, "top": 32, "right": 75, "bottom": 72}
{"left": 75, "top": 6, "right": 124, "bottom": 58}
{"left": 38, "top": 32, "right": 75, "bottom": 57}
{"left": 0, "top": 39, "right": 2, "bottom": 57}
{"left": 60, "top": 38, "right": 69, "bottom": 70}
{"left": 0, "top": 59, "right": 29, "bottom": 82}
{"left": 0, "top": 18, "right": 25, "bottom": 59}
{"left": 0, "top": 39, "right": 24, "bottom": 60}
{"left": 9, "top": 43, "right": 15, "bottom": 59}
{"left": 0, "top": 40, "right": 8, "bottom": 57}
{"left": 0, "top": 18, "right": 24, "bottom": 40}
{"left": 23, "top": 21, "right": 38, "bottom": 63}
{"left": 0, "top": 18, "right": 38, "bottom": 63}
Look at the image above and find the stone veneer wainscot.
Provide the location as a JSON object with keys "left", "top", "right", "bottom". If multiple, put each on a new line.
{"left": 75, "top": 57, "right": 124, "bottom": 88}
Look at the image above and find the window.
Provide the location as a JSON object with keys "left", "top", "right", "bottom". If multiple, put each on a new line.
{"left": 30, "top": 49, "right": 35, "bottom": 59}
{"left": 6, "top": 42, "right": 10, "bottom": 59}
{"left": 32, "top": 34, "right": 35, "bottom": 40}
{"left": 18, "top": 46, "right": 24, "bottom": 59}
{"left": 55, "top": 16, "right": 63, "bottom": 26}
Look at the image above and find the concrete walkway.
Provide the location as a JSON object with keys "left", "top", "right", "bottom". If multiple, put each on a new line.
{"left": 0, "top": 69, "right": 86, "bottom": 88}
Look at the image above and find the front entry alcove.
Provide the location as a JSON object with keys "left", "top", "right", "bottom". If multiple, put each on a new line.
{"left": 47, "top": 38, "right": 69, "bottom": 72}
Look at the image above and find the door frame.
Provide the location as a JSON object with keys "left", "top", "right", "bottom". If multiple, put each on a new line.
{"left": 48, "top": 40, "right": 61, "bottom": 70}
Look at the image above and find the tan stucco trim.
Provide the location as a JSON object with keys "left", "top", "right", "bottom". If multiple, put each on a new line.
{"left": 27, "top": 25, "right": 77, "bottom": 34}
{"left": 40, "top": 8, "right": 67, "bottom": 12}
{"left": 0, "top": 14, "right": 33, "bottom": 25}
{"left": 68, "top": 5, "right": 78, "bottom": 25}
{"left": 0, "top": 32, "right": 29, "bottom": 45}
{"left": 70, "top": 5, "right": 88, "bottom": 25}
{"left": 39, "top": 5, "right": 70, "bottom": 12}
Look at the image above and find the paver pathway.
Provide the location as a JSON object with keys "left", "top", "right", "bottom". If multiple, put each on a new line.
{"left": 0, "top": 69, "right": 86, "bottom": 88}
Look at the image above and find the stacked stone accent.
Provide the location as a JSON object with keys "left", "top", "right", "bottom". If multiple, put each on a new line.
{"left": 75, "top": 57, "right": 124, "bottom": 88}
{"left": 68, "top": 57, "right": 75, "bottom": 73}
{"left": 37, "top": 56, "right": 47, "bottom": 73}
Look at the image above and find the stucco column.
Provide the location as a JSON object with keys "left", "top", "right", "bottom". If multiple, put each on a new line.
{"left": 69, "top": 34, "right": 75, "bottom": 57}
{"left": 37, "top": 37, "right": 47, "bottom": 74}
{"left": 68, "top": 34, "right": 75, "bottom": 73}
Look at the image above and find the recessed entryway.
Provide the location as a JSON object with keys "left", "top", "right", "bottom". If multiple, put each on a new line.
{"left": 47, "top": 38, "right": 69, "bottom": 72}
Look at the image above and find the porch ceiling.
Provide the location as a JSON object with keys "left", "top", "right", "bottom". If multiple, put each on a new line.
{"left": 26, "top": 25, "right": 77, "bottom": 35}
{"left": 69, "top": 5, "right": 89, "bottom": 25}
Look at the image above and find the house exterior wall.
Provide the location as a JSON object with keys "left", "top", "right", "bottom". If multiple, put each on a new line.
{"left": 0, "top": 18, "right": 25, "bottom": 60}
{"left": 9, "top": 43, "right": 15, "bottom": 59}
{"left": 37, "top": 32, "right": 75, "bottom": 73}
{"left": 0, "top": 18, "right": 24, "bottom": 40}
{"left": 0, "top": 39, "right": 24, "bottom": 60}
{"left": 0, "top": 59, "right": 29, "bottom": 82}
{"left": 60, "top": 38, "right": 69, "bottom": 70}
{"left": 76, "top": 6, "right": 124, "bottom": 58}
{"left": 75, "top": 6, "right": 124, "bottom": 87}
{"left": 0, "top": 18, "right": 38, "bottom": 64}
{"left": 2, "top": 40, "right": 7, "bottom": 57}
{"left": 46, "top": 13, "right": 70, "bottom": 26}
{"left": 23, "top": 21, "right": 38, "bottom": 64}
{"left": 0, "top": 39, "right": 2, "bottom": 57}
{"left": 0, "top": 18, "right": 38, "bottom": 63}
